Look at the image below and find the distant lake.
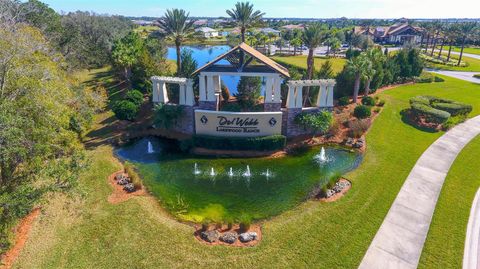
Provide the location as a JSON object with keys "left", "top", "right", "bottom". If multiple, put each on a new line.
{"left": 166, "top": 45, "right": 241, "bottom": 94}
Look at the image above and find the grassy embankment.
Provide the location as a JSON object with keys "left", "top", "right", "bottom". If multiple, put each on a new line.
{"left": 10, "top": 71, "right": 480, "bottom": 268}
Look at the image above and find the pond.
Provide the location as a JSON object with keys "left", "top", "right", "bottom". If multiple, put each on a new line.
{"left": 116, "top": 137, "right": 362, "bottom": 223}
{"left": 166, "top": 45, "right": 241, "bottom": 94}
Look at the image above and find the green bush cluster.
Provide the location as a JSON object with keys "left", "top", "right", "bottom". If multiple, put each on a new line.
{"left": 434, "top": 76, "right": 445, "bottom": 82}
{"left": 474, "top": 74, "right": 480, "bottom": 79}
{"left": 153, "top": 103, "right": 184, "bottom": 129}
{"left": 112, "top": 100, "right": 139, "bottom": 121}
{"left": 415, "top": 72, "right": 434, "bottom": 83}
{"left": 338, "top": 96, "right": 350, "bottom": 106}
{"left": 125, "top": 90, "right": 143, "bottom": 106}
{"left": 353, "top": 105, "right": 371, "bottom": 119}
{"left": 193, "top": 135, "right": 286, "bottom": 151}
{"left": 294, "top": 111, "right": 333, "bottom": 135}
{"left": 361, "top": 96, "right": 375, "bottom": 106}
{"left": 409, "top": 95, "right": 472, "bottom": 124}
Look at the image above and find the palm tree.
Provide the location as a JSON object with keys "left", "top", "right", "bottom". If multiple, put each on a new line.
{"left": 436, "top": 22, "right": 447, "bottom": 58}
{"left": 290, "top": 37, "right": 302, "bottom": 56}
{"left": 363, "top": 48, "right": 383, "bottom": 96}
{"left": 457, "top": 22, "right": 478, "bottom": 66}
{"left": 226, "top": 2, "right": 265, "bottom": 42}
{"left": 158, "top": 9, "right": 195, "bottom": 74}
{"left": 430, "top": 20, "right": 442, "bottom": 57}
{"left": 302, "top": 22, "right": 325, "bottom": 105}
{"left": 346, "top": 54, "right": 369, "bottom": 103}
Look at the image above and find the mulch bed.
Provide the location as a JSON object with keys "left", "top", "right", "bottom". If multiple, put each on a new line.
{"left": 0, "top": 208, "right": 41, "bottom": 269}
{"left": 107, "top": 170, "right": 146, "bottom": 204}
{"left": 193, "top": 224, "right": 262, "bottom": 247}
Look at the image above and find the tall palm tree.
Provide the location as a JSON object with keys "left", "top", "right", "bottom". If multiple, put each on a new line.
{"left": 363, "top": 48, "right": 383, "bottom": 96}
{"left": 302, "top": 22, "right": 325, "bottom": 105}
{"left": 446, "top": 23, "right": 459, "bottom": 62}
{"left": 457, "top": 22, "right": 478, "bottom": 66}
{"left": 226, "top": 2, "right": 265, "bottom": 42}
{"left": 346, "top": 54, "right": 369, "bottom": 103}
{"left": 421, "top": 22, "right": 434, "bottom": 53}
{"left": 436, "top": 22, "right": 447, "bottom": 58}
{"left": 158, "top": 9, "right": 195, "bottom": 74}
{"left": 430, "top": 20, "right": 442, "bottom": 57}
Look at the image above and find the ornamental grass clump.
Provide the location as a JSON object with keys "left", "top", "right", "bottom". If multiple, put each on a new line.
{"left": 124, "top": 162, "right": 142, "bottom": 190}
{"left": 239, "top": 214, "right": 252, "bottom": 232}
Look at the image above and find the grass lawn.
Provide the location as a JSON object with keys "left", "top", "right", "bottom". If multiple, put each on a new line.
{"left": 452, "top": 46, "right": 480, "bottom": 56}
{"left": 11, "top": 74, "right": 480, "bottom": 268}
{"left": 418, "top": 135, "right": 480, "bottom": 268}
{"left": 271, "top": 55, "right": 346, "bottom": 74}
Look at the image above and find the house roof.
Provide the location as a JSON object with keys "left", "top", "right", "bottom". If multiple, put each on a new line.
{"left": 260, "top": 27, "right": 280, "bottom": 34}
{"left": 195, "top": 27, "right": 217, "bottom": 33}
{"left": 192, "top": 42, "right": 290, "bottom": 78}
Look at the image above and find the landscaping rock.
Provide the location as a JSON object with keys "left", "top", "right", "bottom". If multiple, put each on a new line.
{"left": 345, "top": 137, "right": 354, "bottom": 147}
{"left": 123, "top": 183, "right": 135, "bottom": 193}
{"left": 200, "top": 230, "right": 219, "bottom": 243}
{"left": 114, "top": 173, "right": 125, "bottom": 181}
{"left": 239, "top": 232, "right": 257, "bottom": 243}
{"left": 326, "top": 189, "right": 335, "bottom": 198}
{"left": 220, "top": 232, "right": 237, "bottom": 244}
{"left": 353, "top": 138, "right": 365, "bottom": 148}
{"left": 117, "top": 177, "right": 131, "bottom": 185}
{"left": 332, "top": 181, "right": 351, "bottom": 193}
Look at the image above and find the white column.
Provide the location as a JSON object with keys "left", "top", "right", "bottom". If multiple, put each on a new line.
{"left": 206, "top": 75, "right": 215, "bottom": 101}
{"left": 179, "top": 83, "right": 186, "bottom": 105}
{"left": 264, "top": 77, "right": 274, "bottom": 103}
{"left": 287, "top": 84, "right": 295, "bottom": 108}
{"left": 152, "top": 80, "right": 159, "bottom": 103}
{"left": 185, "top": 79, "right": 194, "bottom": 106}
{"left": 326, "top": 80, "right": 335, "bottom": 107}
{"left": 273, "top": 76, "right": 281, "bottom": 103}
{"left": 317, "top": 82, "right": 327, "bottom": 107}
{"left": 295, "top": 85, "right": 303, "bottom": 108}
{"left": 199, "top": 74, "right": 206, "bottom": 101}
{"left": 158, "top": 81, "right": 169, "bottom": 104}
{"left": 213, "top": 75, "right": 221, "bottom": 94}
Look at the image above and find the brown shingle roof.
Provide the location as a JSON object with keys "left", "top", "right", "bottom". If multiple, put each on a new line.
{"left": 192, "top": 43, "right": 290, "bottom": 78}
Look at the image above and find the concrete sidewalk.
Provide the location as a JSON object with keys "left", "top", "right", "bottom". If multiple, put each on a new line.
{"left": 463, "top": 188, "right": 480, "bottom": 269}
{"left": 359, "top": 116, "right": 480, "bottom": 269}
{"left": 428, "top": 69, "right": 480, "bottom": 84}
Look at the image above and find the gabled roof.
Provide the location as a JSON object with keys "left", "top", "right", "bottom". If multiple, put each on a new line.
{"left": 192, "top": 43, "right": 290, "bottom": 78}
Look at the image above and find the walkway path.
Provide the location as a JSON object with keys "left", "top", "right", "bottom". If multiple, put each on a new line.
{"left": 427, "top": 69, "right": 480, "bottom": 84}
{"left": 463, "top": 188, "right": 480, "bottom": 269}
{"left": 359, "top": 116, "right": 480, "bottom": 269}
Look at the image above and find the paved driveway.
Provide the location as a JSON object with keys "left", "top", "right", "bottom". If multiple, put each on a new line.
{"left": 427, "top": 69, "right": 480, "bottom": 84}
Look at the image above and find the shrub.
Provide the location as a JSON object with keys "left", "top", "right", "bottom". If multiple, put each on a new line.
{"left": 377, "top": 99, "right": 385, "bottom": 107}
{"left": 338, "top": 96, "right": 350, "bottom": 106}
{"left": 221, "top": 84, "right": 231, "bottom": 101}
{"left": 238, "top": 214, "right": 252, "bottom": 232}
{"left": 442, "top": 115, "right": 467, "bottom": 130}
{"left": 434, "top": 76, "right": 445, "bottom": 82}
{"left": 201, "top": 219, "right": 210, "bottom": 231}
{"left": 431, "top": 102, "right": 472, "bottom": 116}
{"left": 373, "top": 107, "right": 381, "bottom": 113}
{"left": 112, "top": 100, "right": 139, "bottom": 121}
{"left": 415, "top": 72, "right": 433, "bottom": 83}
{"left": 474, "top": 74, "right": 480, "bottom": 79}
{"left": 348, "top": 119, "right": 371, "bottom": 138}
{"left": 294, "top": 111, "right": 333, "bottom": 136}
{"left": 361, "top": 96, "right": 375, "bottom": 106}
{"left": 235, "top": 76, "right": 262, "bottom": 110}
{"left": 124, "top": 162, "right": 142, "bottom": 190}
{"left": 226, "top": 217, "right": 234, "bottom": 230}
{"left": 326, "top": 172, "right": 342, "bottom": 189}
{"left": 193, "top": 135, "right": 286, "bottom": 151}
{"left": 221, "top": 102, "right": 242, "bottom": 112}
{"left": 353, "top": 105, "right": 371, "bottom": 119}
{"left": 125, "top": 89, "right": 144, "bottom": 106}
{"left": 153, "top": 103, "right": 184, "bottom": 129}
{"left": 179, "top": 139, "right": 194, "bottom": 152}
{"left": 411, "top": 102, "right": 450, "bottom": 124}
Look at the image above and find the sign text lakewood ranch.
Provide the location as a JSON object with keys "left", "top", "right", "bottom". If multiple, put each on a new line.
{"left": 194, "top": 110, "right": 282, "bottom": 137}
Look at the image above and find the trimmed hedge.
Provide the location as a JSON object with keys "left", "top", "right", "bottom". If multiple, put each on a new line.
{"left": 431, "top": 102, "right": 472, "bottom": 116}
{"left": 353, "top": 105, "right": 371, "bottom": 119}
{"left": 410, "top": 102, "right": 450, "bottom": 124}
{"left": 193, "top": 135, "right": 286, "bottom": 151}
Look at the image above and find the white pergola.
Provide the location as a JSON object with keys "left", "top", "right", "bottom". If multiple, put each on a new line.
{"left": 286, "top": 79, "right": 336, "bottom": 109}
{"left": 151, "top": 76, "right": 194, "bottom": 106}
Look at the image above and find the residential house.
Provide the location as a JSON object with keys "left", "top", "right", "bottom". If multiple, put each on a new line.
{"left": 354, "top": 22, "right": 423, "bottom": 45}
{"left": 195, "top": 27, "right": 219, "bottom": 38}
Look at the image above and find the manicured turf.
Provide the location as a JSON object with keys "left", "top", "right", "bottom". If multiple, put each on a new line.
{"left": 418, "top": 135, "right": 480, "bottom": 268}
{"left": 271, "top": 55, "right": 346, "bottom": 74}
{"left": 451, "top": 46, "right": 480, "bottom": 55}
{"left": 12, "top": 75, "right": 480, "bottom": 268}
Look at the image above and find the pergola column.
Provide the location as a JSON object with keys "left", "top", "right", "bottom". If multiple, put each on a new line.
{"left": 264, "top": 76, "right": 274, "bottom": 103}
{"left": 158, "top": 81, "right": 168, "bottom": 104}
{"left": 326, "top": 79, "right": 335, "bottom": 107}
{"left": 294, "top": 85, "right": 303, "bottom": 108}
{"left": 286, "top": 84, "right": 296, "bottom": 108}
{"left": 199, "top": 74, "right": 207, "bottom": 101}
{"left": 206, "top": 75, "right": 215, "bottom": 101}
{"left": 213, "top": 75, "right": 221, "bottom": 95}
{"left": 273, "top": 77, "right": 281, "bottom": 103}
{"left": 179, "top": 83, "right": 186, "bottom": 105}
{"left": 316, "top": 81, "right": 327, "bottom": 107}
{"left": 152, "top": 80, "right": 159, "bottom": 102}
{"left": 185, "top": 79, "right": 194, "bottom": 106}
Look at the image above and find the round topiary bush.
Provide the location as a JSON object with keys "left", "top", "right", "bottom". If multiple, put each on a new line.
{"left": 125, "top": 89, "right": 144, "bottom": 107}
{"left": 354, "top": 105, "right": 371, "bottom": 119}
{"left": 112, "top": 100, "right": 139, "bottom": 121}
{"left": 361, "top": 96, "right": 375, "bottom": 106}
{"left": 338, "top": 96, "right": 350, "bottom": 106}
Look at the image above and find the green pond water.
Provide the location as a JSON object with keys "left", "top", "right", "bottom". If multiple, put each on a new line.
{"left": 116, "top": 137, "right": 362, "bottom": 222}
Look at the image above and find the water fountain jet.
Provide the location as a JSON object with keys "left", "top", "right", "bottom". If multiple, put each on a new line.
{"left": 147, "top": 140, "right": 154, "bottom": 154}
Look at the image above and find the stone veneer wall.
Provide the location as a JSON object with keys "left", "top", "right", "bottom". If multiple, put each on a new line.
{"left": 264, "top": 103, "right": 282, "bottom": 112}
{"left": 172, "top": 106, "right": 195, "bottom": 134}
{"left": 198, "top": 101, "right": 216, "bottom": 111}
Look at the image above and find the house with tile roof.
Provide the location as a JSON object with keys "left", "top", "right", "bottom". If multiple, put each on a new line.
{"left": 354, "top": 22, "right": 423, "bottom": 45}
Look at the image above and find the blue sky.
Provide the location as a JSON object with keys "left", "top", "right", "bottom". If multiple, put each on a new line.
{"left": 41, "top": 0, "right": 479, "bottom": 18}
